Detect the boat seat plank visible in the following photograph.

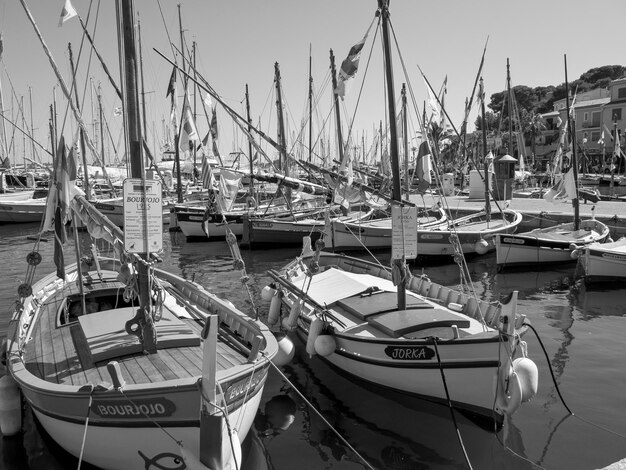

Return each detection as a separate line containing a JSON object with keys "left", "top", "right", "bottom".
{"left": 58, "top": 324, "right": 87, "bottom": 385}
{"left": 368, "top": 308, "right": 471, "bottom": 338}
{"left": 337, "top": 292, "right": 432, "bottom": 321}
{"left": 78, "top": 307, "right": 201, "bottom": 363}
{"left": 70, "top": 323, "right": 94, "bottom": 371}
{"left": 41, "top": 297, "right": 62, "bottom": 382}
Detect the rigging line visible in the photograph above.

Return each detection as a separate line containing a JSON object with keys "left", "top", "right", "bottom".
{"left": 263, "top": 356, "right": 376, "bottom": 470}
{"left": 59, "top": 0, "right": 96, "bottom": 136}
{"left": 431, "top": 338, "right": 474, "bottom": 470}
{"left": 524, "top": 321, "right": 626, "bottom": 441}
{"left": 0, "top": 113, "right": 52, "bottom": 157}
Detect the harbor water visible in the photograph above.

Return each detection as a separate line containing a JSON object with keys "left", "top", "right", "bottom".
{"left": 1, "top": 222, "right": 625, "bottom": 470}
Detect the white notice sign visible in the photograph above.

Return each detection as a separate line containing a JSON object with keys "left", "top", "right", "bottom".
{"left": 391, "top": 205, "right": 418, "bottom": 260}
{"left": 123, "top": 178, "right": 163, "bottom": 253}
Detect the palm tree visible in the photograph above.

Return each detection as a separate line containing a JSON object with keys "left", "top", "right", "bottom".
{"left": 521, "top": 110, "right": 546, "bottom": 170}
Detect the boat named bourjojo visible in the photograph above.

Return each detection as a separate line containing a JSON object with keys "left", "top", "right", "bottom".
{"left": 2, "top": 2, "right": 277, "bottom": 469}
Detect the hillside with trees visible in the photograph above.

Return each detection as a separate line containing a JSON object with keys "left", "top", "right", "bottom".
{"left": 474, "top": 65, "right": 626, "bottom": 132}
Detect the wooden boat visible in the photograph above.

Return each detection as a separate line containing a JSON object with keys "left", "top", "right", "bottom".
{"left": 267, "top": 251, "right": 535, "bottom": 419}
{"left": 497, "top": 60, "right": 610, "bottom": 270}
{"left": 5, "top": 206, "right": 277, "bottom": 468}
{"left": 0, "top": 194, "right": 48, "bottom": 223}
{"left": 3, "top": 3, "right": 278, "bottom": 468}
{"left": 174, "top": 194, "right": 327, "bottom": 241}
{"left": 495, "top": 219, "right": 610, "bottom": 269}
{"left": 576, "top": 237, "right": 626, "bottom": 282}
{"left": 330, "top": 205, "right": 447, "bottom": 251}
{"left": 413, "top": 209, "right": 522, "bottom": 257}
{"left": 265, "top": 0, "right": 537, "bottom": 422}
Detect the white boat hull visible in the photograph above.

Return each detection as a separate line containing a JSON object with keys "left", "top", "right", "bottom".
{"left": 495, "top": 219, "right": 610, "bottom": 268}
{"left": 579, "top": 238, "right": 626, "bottom": 282}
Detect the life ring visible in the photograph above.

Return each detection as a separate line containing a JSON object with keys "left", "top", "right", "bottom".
{"left": 246, "top": 196, "right": 257, "bottom": 210}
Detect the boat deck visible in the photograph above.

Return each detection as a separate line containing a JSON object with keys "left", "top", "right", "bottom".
{"left": 23, "top": 278, "right": 248, "bottom": 387}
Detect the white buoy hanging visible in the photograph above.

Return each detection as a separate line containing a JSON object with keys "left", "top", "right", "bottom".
{"left": 261, "top": 285, "right": 276, "bottom": 301}
{"left": 267, "top": 291, "right": 283, "bottom": 326}
{"left": 474, "top": 238, "right": 490, "bottom": 255}
{"left": 306, "top": 317, "right": 324, "bottom": 357}
{"left": 272, "top": 332, "right": 295, "bottom": 367}
{"left": 0, "top": 374, "right": 22, "bottom": 436}
{"left": 283, "top": 299, "right": 303, "bottom": 331}
{"left": 314, "top": 334, "right": 336, "bottom": 357}
{"left": 512, "top": 357, "right": 538, "bottom": 402}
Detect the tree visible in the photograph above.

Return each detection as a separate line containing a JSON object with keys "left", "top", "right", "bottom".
{"left": 520, "top": 110, "right": 546, "bottom": 167}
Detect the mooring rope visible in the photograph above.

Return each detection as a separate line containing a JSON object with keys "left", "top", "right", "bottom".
{"left": 264, "top": 355, "right": 375, "bottom": 470}
{"left": 431, "top": 338, "right": 473, "bottom": 470}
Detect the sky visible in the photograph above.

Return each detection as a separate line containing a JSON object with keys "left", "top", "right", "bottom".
{"left": 1, "top": 0, "right": 625, "bottom": 167}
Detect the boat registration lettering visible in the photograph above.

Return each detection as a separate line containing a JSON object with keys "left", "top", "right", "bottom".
{"left": 601, "top": 252, "right": 626, "bottom": 261}
{"left": 255, "top": 221, "right": 274, "bottom": 228}
{"left": 419, "top": 234, "right": 443, "bottom": 240}
{"left": 92, "top": 398, "right": 175, "bottom": 418}
{"left": 502, "top": 237, "right": 525, "bottom": 245}
{"left": 224, "top": 370, "right": 266, "bottom": 403}
{"left": 385, "top": 345, "right": 435, "bottom": 360}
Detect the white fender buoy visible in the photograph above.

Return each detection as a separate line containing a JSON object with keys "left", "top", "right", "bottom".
{"left": 513, "top": 357, "right": 538, "bottom": 403}
{"left": 495, "top": 367, "right": 523, "bottom": 417}
{"left": 261, "top": 285, "right": 276, "bottom": 301}
{"left": 570, "top": 248, "right": 580, "bottom": 260}
{"left": 474, "top": 238, "right": 490, "bottom": 255}
{"left": 284, "top": 299, "right": 302, "bottom": 330}
{"left": 314, "top": 335, "right": 336, "bottom": 357}
{"left": 0, "top": 374, "right": 22, "bottom": 436}
{"left": 306, "top": 318, "right": 324, "bottom": 358}
{"left": 272, "top": 333, "right": 295, "bottom": 367}
{"left": 267, "top": 292, "right": 282, "bottom": 326}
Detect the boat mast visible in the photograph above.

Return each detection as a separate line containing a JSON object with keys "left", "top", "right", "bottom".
{"left": 245, "top": 84, "right": 255, "bottom": 200}
{"left": 117, "top": 0, "right": 157, "bottom": 353}
{"left": 506, "top": 58, "right": 513, "bottom": 158}
{"left": 137, "top": 10, "right": 148, "bottom": 137}
{"left": 274, "top": 62, "right": 290, "bottom": 200}
{"left": 479, "top": 77, "right": 491, "bottom": 222}
{"left": 564, "top": 54, "right": 580, "bottom": 231}
{"left": 329, "top": 50, "right": 345, "bottom": 168}
{"left": 173, "top": 3, "right": 184, "bottom": 203}
{"left": 68, "top": 43, "right": 91, "bottom": 199}
{"left": 0, "top": 34, "right": 8, "bottom": 163}
{"left": 192, "top": 40, "right": 197, "bottom": 185}
{"left": 379, "top": 0, "right": 406, "bottom": 310}
{"left": 308, "top": 44, "right": 313, "bottom": 163}
{"left": 29, "top": 87, "right": 36, "bottom": 164}
{"left": 402, "top": 83, "right": 409, "bottom": 198}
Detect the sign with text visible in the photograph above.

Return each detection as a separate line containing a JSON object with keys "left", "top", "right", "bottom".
{"left": 123, "top": 178, "right": 163, "bottom": 253}
{"left": 391, "top": 205, "right": 418, "bottom": 260}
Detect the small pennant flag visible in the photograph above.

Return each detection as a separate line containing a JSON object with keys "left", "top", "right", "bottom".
{"left": 59, "top": 0, "right": 77, "bottom": 27}
{"left": 166, "top": 66, "right": 176, "bottom": 98}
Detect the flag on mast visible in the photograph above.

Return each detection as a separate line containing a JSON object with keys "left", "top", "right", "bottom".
{"left": 179, "top": 89, "right": 199, "bottom": 153}
{"left": 59, "top": 0, "right": 77, "bottom": 27}
{"left": 334, "top": 20, "right": 374, "bottom": 98}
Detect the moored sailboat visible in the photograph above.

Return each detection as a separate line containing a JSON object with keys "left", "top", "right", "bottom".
{"left": 3, "top": 2, "right": 278, "bottom": 468}
{"left": 265, "top": 0, "right": 537, "bottom": 422}
{"left": 495, "top": 56, "right": 610, "bottom": 270}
